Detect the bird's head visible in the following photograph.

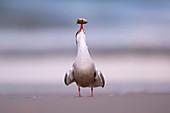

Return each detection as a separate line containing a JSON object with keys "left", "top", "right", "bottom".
{"left": 75, "top": 18, "right": 88, "bottom": 41}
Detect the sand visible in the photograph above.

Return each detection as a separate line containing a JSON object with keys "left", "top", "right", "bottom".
{"left": 1, "top": 93, "right": 170, "bottom": 113}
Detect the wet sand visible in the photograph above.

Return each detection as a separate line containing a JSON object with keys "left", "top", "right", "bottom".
{"left": 1, "top": 93, "right": 170, "bottom": 113}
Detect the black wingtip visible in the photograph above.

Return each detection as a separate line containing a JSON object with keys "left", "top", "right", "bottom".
{"left": 64, "top": 73, "right": 68, "bottom": 86}
{"left": 100, "top": 73, "right": 105, "bottom": 87}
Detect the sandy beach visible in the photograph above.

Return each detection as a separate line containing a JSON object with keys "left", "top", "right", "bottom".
{"left": 0, "top": 93, "right": 170, "bottom": 113}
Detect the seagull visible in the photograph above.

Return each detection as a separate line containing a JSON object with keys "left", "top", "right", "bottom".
{"left": 64, "top": 18, "right": 105, "bottom": 97}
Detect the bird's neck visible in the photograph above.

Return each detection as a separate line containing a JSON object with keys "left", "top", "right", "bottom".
{"left": 76, "top": 37, "right": 91, "bottom": 59}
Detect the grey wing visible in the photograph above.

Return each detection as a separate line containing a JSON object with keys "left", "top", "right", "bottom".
{"left": 93, "top": 69, "right": 105, "bottom": 87}
{"left": 64, "top": 67, "right": 75, "bottom": 85}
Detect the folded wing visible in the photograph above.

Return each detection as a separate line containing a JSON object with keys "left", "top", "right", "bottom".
{"left": 93, "top": 69, "right": 105, "bottom": 87}
{"left": 64, "top": 67, "right": 75, "bottom": 85}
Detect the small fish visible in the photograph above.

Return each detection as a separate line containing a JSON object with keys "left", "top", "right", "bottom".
{"left": 77, "top": 18, "right": 88, "bottom": 24}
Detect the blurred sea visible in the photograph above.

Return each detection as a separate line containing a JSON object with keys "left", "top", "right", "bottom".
{"left": 0, "top": 0, "right": 170, "bottom": 52}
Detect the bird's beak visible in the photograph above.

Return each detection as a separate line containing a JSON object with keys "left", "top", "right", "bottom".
{"left": 79, "top": 24, "right": 84, "bottom": 31}
{"left": 76, "top": 18, "right": 88, "bottom": 33}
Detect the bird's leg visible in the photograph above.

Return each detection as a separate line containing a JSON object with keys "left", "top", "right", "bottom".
{"left": 91, "top": 86, "right": 94, "bottom": 97}
{"left": 78, "top": 85, "right": 81, "bottom": 97}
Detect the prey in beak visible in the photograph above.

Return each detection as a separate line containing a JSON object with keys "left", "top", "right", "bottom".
{"left": 77, "top": 18, "right": 88, "bottom": 31}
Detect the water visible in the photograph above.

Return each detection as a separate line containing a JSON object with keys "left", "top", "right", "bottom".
{"left": 0, "top": 54, "right": 170, "bottom": 94}
{"left": 0, "top": 0, "right": 170, "bottom": 51}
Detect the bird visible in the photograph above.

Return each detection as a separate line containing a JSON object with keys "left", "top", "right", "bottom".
{"left": 64, "top": 18, "right": 105, "bottom": 97}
